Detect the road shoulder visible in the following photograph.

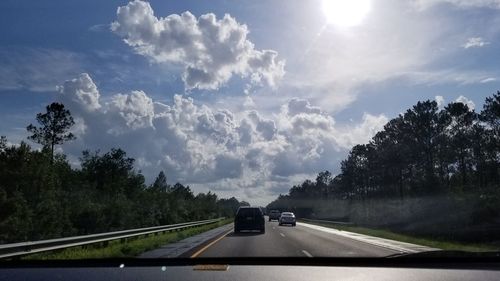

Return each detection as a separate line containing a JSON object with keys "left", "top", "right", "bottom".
{"left": 298, "top": 222, "right": 438, "bottom": 254}
{"left": 139, "top": 223, "right": 233, "bottom": 258}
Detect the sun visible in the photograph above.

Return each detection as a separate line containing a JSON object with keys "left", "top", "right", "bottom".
{"left": 322, "top": 0, "right": 371, "bottom": 27}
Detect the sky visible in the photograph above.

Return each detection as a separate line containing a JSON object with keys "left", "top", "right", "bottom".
{"left": 1, "top": 0, "right": 499, "bottom": 205}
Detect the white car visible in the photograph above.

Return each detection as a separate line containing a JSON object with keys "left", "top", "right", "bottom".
{"left": 278, "top": 212, "right": 296, "bottom": 226}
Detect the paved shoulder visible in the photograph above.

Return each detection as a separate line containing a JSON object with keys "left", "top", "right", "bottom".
{"left": 298, "top": 222, "right": 438, "bottom": 253}
{"left": 138, "top": 223, "right": 233, "bottom": 258}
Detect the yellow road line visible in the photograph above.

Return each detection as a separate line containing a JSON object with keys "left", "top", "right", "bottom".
{"left": 190, "top": 229, "right": 232, "bottom": 258}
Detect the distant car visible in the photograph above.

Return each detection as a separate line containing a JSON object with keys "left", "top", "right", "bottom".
{"left": 234, "top": 206, "right": 265, "bottom": 233}
{"left": 268, "top": 210, "right": 281, "bottom": 221}
{"left": 278, "top": 212, "right": 296, "bottom": 226}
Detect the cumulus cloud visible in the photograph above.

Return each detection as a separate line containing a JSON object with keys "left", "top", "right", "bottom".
{"left": 58, "top": 73, "right": 101, "bottom": 112}
{"left": 59, "top": 73, "right": 387, "bottom": 204}
{"left": 108, "top": 90, "right": 154, "bottom": 133}
{"left": 435, "top": 95, "right": 445, "bottom": 107}
{"left": 455, "top": 95, "right": 475, "bottom": 109}
{"left": 462, "top": 37, "right": 490, "bottom": 49}
{"left": 285, "top": 98, "right": 322, "bottom": 116}
{"left": 111, "top": 0, "right": 285, "bottom": 90}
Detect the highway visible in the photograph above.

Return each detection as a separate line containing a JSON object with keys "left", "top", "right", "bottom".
{"left": 192, "top": 219, "right": 398, "bottom": 258}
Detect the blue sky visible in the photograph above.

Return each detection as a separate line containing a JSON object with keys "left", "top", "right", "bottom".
{"left": 1, "top": 0, "right": 499, "bottom": 204}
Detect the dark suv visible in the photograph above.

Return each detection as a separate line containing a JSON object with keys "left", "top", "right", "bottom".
{"left": 268, "top": 209, "right": 281, "bottom": 221}
{"left": 234, "top": 206, "right": 265, "bottom": 234}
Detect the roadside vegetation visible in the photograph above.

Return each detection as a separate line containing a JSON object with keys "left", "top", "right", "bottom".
{"left": 269, "top": 92, "right": 500, "bottom": 247}
{"left": 0, "top": 103, "right": 247, "bottom": 244}
{"left": 23, "top": 218, "right": 233, "bottom": 259}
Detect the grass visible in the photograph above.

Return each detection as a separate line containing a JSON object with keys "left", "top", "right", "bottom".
{"left": 299, "top": 220, "right": 499, "bottom": 252}
{"left": 22, "top": 218, "right": 233, "bottom": 260}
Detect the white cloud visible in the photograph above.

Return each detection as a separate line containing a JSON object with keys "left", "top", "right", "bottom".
{"left": 403, "top": 69, "right": 498, "bottom": 85}
{"left": 88, "top": 24, "right": 109, "bottom": 32}
{"left": 285, "top": 98, "right": 322, "bottom": 116}
{"left": 58, "top": 73, "right": 101, "bottom": 112}
{"left": 111, "top": 0, "right": 285, "bottom": 90}
{"left": 58, "top": 73, "right": 387, "bottom": 204}
{"left": 462, "top": 37, "right": 490, "bottom": 48}
{"left": 480, "top": 77, "right": 497, "bottom": 83}
{"left": 335, "top": 113, "right": 389, "bottom": 149}
{"left": 243, "top": 96, "right": 255, "bottom": 108}
{"left": 455, "top": 95, "right": 475, "bottom": 109}
{"left": 107, "top": 90, "right": 154, "bottom": 133}
{"left": 414, "top": 0, "right": 500, "bottom": 10}
{"left": 435, "top": 95, "right": 445, "bottom": 107}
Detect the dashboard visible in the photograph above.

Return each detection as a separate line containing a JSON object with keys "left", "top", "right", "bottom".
{"left": 1, "top": 258, "right": 499, "bottom": 281}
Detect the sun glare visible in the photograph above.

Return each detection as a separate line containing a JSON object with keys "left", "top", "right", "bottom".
{"left": 322, "top": 0, "right": 371, "bottom": 27}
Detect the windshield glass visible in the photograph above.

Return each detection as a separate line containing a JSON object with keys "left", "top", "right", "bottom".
{"left": 0, "top": 0, "right": 499, "bottom": 261}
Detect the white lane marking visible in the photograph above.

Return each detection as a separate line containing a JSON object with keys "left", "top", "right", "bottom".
{"left": 280, "top": 233, "right": 285, "bottom": 237}
{"left": 302, "top": 250, "right": 313, "bottom": 258}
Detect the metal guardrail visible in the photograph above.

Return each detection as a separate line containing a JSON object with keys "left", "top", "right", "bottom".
{"left": 300, "top": 218, "right": 354, "bottom": 225}
{"left": 0, "top": 218, "right": 224, "bottom": 259}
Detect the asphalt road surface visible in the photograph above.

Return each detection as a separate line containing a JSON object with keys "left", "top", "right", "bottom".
{"left": 195, "top": 218, "right": 398, "bottom": 258}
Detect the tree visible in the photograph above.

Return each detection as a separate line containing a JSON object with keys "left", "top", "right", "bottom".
{"left": 480, "top": 91, "right": 500, "bottom": 135}
{"left": 444, "top": 102, "right": 476, "bottom": 187}
{"left": 479, "top": 92, "right": 500, "bottom": 185}
{"left": 316, "top": 170, "right": 333, "bottom": 198}
{"left": 401, "top": 100, "right": 449, "bottom": 193}
{"left": 27, "top": 103, "right": 75, "bottom": 163}
{"left": 152, "top": 171, "right": 169, "bottom": 192}
{"left": 217, "top": 197, "right": 241, "bottom": 217}
{"left": 239, "top": 201, "right": 251, "bottom": 206}
{"left": 0, "top": 136, "right": 6, "bottom": 152}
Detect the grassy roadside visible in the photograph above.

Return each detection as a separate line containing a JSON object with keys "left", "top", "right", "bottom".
{"left": 22, "top": 218, "right": 233, "bottom": 260}
{"left": 299, "top": 219, "right": 498, "bottom": 252}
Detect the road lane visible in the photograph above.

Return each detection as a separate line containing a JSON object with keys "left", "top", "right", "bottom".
{"left": 196, "top": 219, "right": 397, "bottom": 257}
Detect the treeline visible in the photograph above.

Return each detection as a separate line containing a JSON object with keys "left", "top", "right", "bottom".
{"left": 0, "top": 104, "right": 246, "bottom": 244}
{"left": 268, "top": 92, "right": 499, "bottom": 242}
{"left": 0, "top": 142, "right": 244, "bottom": 243}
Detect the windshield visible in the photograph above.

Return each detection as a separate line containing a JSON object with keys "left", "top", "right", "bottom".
{"left": 0, "top": 0, "right": 499, "bottom": 261}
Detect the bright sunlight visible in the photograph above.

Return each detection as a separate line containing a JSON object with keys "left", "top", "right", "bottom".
{"left": 322, "top": 0, "right": 371, "bottom": 27}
